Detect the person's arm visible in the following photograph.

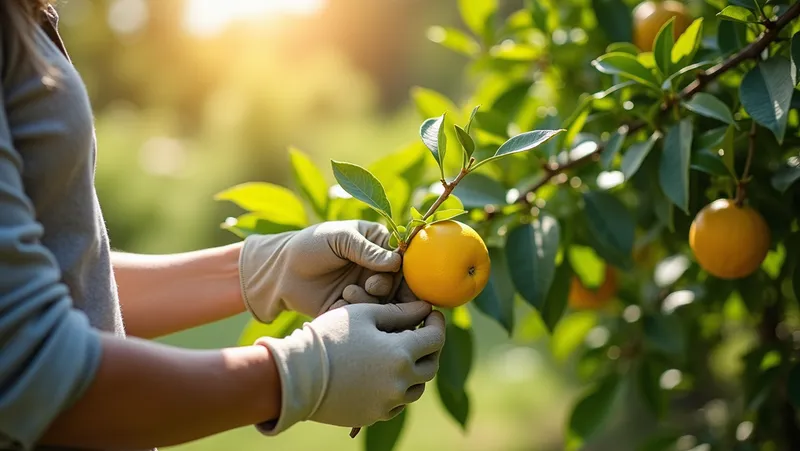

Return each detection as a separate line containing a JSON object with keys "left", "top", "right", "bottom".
{"left": 111, "top": 244, "right": 246, "bottom": 339}
{"left": 40, "top": 335, "right": 281, "bottom": 450}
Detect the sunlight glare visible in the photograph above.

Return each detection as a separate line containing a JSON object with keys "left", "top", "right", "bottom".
{"left": 184, "top": 0, "right": 325, "bottom": 36}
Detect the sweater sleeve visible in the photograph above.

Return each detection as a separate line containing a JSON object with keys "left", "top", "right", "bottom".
{"left": 0, "top": 68, "right": 103, "bottom": 451}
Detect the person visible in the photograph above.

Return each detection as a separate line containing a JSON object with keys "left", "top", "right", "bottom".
{"left": 0, "top": 2, "right": 447, "bottom": 450}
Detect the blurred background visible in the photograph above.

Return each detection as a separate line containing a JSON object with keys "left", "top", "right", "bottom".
{"left": 55, "top": 1, "right": 648, "bottom": 449}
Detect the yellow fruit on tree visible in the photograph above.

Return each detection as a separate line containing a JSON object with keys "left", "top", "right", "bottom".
{"left": 633, "top": 0, "right": 692, "bottom": 52}
{"left": 568, "top": 265, "right": 618, "bottom": 310}
{"left": 402, "top": 220, "right": 490, "bottom": 308}
{"left": 689, "top": 199, "right": 771, "bottom": 280}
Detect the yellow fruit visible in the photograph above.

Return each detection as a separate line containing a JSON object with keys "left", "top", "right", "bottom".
{"left": 633, "top": 0, "right": 692, "bottom": 52}
{"left": 402, "top": 220, "right": 490, "bottom": 308}
{"left": 568, "top": 265, "right": 618, "bottom": 310}
{"left": 689, "top": 199, "right": 771, "bottom": 280}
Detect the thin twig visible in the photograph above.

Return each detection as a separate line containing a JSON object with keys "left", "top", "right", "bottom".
{"left": 735, "top": 121, "right": 757, "bottom": 206}
{"left": 511, "top": 1, "right": 800, "bottom": 205}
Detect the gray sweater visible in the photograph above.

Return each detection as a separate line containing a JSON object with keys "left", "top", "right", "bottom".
{"left": 0, "top": 7, "right": 131, "bottom": 451}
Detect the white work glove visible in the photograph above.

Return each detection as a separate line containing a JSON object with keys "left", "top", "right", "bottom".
{"left": 239, "top": 220, "right": 419, "bottom": 323}
{"left": 254, "top": 301, "right": 445, "bottom": 434}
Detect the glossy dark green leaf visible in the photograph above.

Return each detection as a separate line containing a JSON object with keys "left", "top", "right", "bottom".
{"left": 661, "top": 60, "right": 715, "bottom": 90}
{"left": 454, "top": 125, "right": 476, "bottom": 162}
{"left": 600, "top": 128, "right": 628, "bottom": 169}
{"left": 691, "top": 149, "right": 733, "bottom": 177}
{"left": 622, "top": 132, "right": 660, "bottom": 180}
{"left": 592, "top": 0, "right": 633, "bottom": 43}
{"left": 682, "top": 93, "right": 738, "bottom": 128}
{"left": 717, "top": 20, "right": 748, "bottom": 55}
{"left": 541, "top": 257, "right": 573, "bottom": 332}
{"left": 638, "top": 359, "right": 666, "bottom": 419}
{"left": 491, "top": 82, "right": 532, "bottom": 119}
{"left": 473, "top": 129, "right": 565, "bottom": 169}
{"left": 436, "top": 324, "right": 473, "bottom": 428}
{"left": 473, "top": 247, "right": 516, "bottom": 334}
{"left": 717, "top": 5, "right": 759, "bottom": 23}
{"left": 653, "top": 18, "right": 676, "bottom": 76}
{"left": 740, "top": 57, "right": 795, "bottom": 144}
{"left": 606, "top": 42, "right": 639, "bottom": 55}
{"left": 365, "top": 409, "right": 407, "bottom": 451}
{"left": 427, "top": 26, "right": 481, "bottom": 56}
{"left": 591, "top": 52, "right": 661, "bottom": 90}
{"left": 331, "top": 161, "right": 393, "bottom": 220}
{"left": 729, "top": 0, "right": 759, "bottom": 10}
{"left": 773, "top": 163, "right": 800, "bottom": 193}
{"left": 214, "top": 182, "right": 308, "bottom": 227}
{"left": 505, "top": 214, "right": 561, "bottom": 310}
{"left": 420, "top": 114, "right": 448, "bottom": 177}
{"left": 792, "top": 32, "right": 800, "bottom": 82}
{"left": 658, "top": 119, "right": 693, "bottom": 213}
{"left": 288, "top": 147, "right": 329, "bottom": 220}
{"left": 694, "top": 126, "right": 728, "bottom": 150}
{"left": 451, "top": 173, "right": 507, "bottom": 208}
{"left": 569, "top": 374, "right": 620, "bottom": 440}
{"left": 583, "top": 191, "right": 635, "bottom": 266}
{"left": 473, "top": 110, "right": 509, "bottom": 137}
{"left": 643, "top": 313, "right": 686, "bottom": 358}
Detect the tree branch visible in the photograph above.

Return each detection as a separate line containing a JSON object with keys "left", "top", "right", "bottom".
{"left": 512, "top": 2, "right": 800, "bottom": 205}
{"left": 400, "top": 167, "right": 469, "bottom": 252}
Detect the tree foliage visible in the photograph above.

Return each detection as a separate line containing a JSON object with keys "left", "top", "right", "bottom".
{"left": 216, "top": 0, "right": 800, "bottom": 449}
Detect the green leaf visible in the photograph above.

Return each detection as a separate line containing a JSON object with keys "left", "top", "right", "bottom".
{"left": 458, "top": 0, "right": 497, "bottom": 43}
{"left": 691, "top": 149, "right": 733, "bottom": 177}
{"left": 491, "top": 82, "right": 531, "bottom": 119}
{"left": 717, "top": 5, "right": 759, "bottom": 23}
{"left": 411, "top": 206, "right": 423, "bottom": 220}
{"left": 718, "top": 20, "right": 748, "bottom": 55}
{"left": 238, "top": 312, "right": 308, "bottom": 346}
{"left": 287, "top": 147, "right": 329, "bottom": 220}
{"left": 431, "top": 209, "right": 468, "bottom": 222}
{"left": 452, "top": 173, "right": 507, "bottom": 208}
{"left": 436, "top": 323, "right": 473, "bottom": 428}
{"left": 694, "top": 126, "right": 728, "bottom": 151}
{"left": 465, "top": 105, "right": 480, "bottom": 134}
{"left": 473, "top": 110, "right": 509, "bottom": 138}
{"left": 455, "top": 124, "right": 476, "bottom": 166}
{"left": 788, "top": 363, "right": 800, "bottom": 408}
{"left": 473, "top": 247, "right": 516, "bottom": 335}
{"left": 671, "top": 19, "right": 704, "bottom": 67}
{"left": 365, "top": 408, "right": 407, "bottom": 451}
{"left": 772, "top": 163, "right": 800, "bottom": 192}
{"left": 569, "top": 246, "right": 606, "bottom": 289}
{"left": 638, "top": 359, "right": 666, "bottom": 419}
{"left": 383, "top": 175, "right": 412, "bottom": 223}
{"left": 740, "top": 57, "right": 795, "bottom": 144}
{"left": 411, "top": 87, "right": 459, "bottom": 119}
{"left": 729, "top": 0, "right": 759, "bottom": 10}
{"left": 682, "top": 93, "right": 738, "bottom": 128}
{"left": 791, "top": 32, "right": 800, "bottom": 82}
{"left": 505, "top": 213, "right": 561, "bottom": 310}
{"left": 661, "top": 60, "right": 715, "bottom": 90}
{"left": 541, "top": 257, "right": 573, "bottom": 333}
{"left": 583, "top": 190, "right": 635, "bottom": 267}
{"left": 330, "top": 161, "right": 393, "bottom": 221}
{"left": 214, "top": 182, "right": 307, "bottom": 227}
{"left": 600, "top": 128, "right": 628, "bottom": 169}
{"left": 591, "top": 52, "right": 661, "bottom": 91}
{"left": 420, "top": 114, "right": 448, "bottom": 178}
{"left": 653, "top": 18, "right": 676, "bottom": 77}
{"left": 621, "top": 132, "right": 660, "bottom": 180}
{"left": 551, "top": 311, "right": 598, "bottom": 361}
{"left": 606, "top": 42, "right": 640, "bottom": 55}
{"left": 419, "top": 193, "right": 465, "bottom": 213}
{"left": 658, "top": 119, "right": 693, "bottom": 213}
{"left": 643, "top": 313, "right": 686, "bottom": 358}
{"left": 569, "top": 374, "right": 620, "bottom": 440}
{"left": 221, "top": 213, "right": 303, "bottom": 238}
{"left": 592, "top": 80, "right": 638, "bottom": 100}
{"left": 592, "top": 0, "right": 633, "bottom": 43}
{"left": 472, "top": 129, "right": 565, "bottom": 169}
{"left": 489, "top": 42, "right": 542, "bottom": 61}
{"left": 427, "top": 26, "right": 481, "bottom": 56}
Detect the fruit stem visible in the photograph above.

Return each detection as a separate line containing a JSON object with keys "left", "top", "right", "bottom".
{"left": 735, "top": 122, "right": 757, "bottom": 207}
{"left": 401, "top": 167, "right": 470, "bottom": 253}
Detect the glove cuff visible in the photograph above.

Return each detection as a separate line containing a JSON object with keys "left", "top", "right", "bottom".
{"left": 239, "top": 232, "right": 294, "bottom": 323}
{"left": 252, "top": 324, "right": 330, "bottom": 436}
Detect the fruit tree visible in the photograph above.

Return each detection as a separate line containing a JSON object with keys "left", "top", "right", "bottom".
{"left": 214, "top": 0, "right": 800, "bottom": 449}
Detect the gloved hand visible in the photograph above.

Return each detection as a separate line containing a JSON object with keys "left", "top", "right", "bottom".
{"left": 254, "top": 301, "right": 446, "bottom": 434}
{"left": 239, "top": 220, "right": 418, "bottom": 323}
